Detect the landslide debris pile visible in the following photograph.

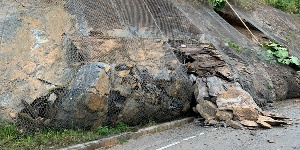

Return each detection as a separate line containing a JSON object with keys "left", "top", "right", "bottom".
{"left": 193, "top": 87, "right": 291, "bottom": 129}
{"left": 170, "top": 40, "right": 292, "bottom": 130}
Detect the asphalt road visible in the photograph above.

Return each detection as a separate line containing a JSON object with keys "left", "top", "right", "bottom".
{"left": 108, "top": 99, "right": 300, "bottom": 150}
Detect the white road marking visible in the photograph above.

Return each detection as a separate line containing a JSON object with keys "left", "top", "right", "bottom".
{"left": 182, "top": 135, "right": 196, "bottom": 141}
{"left": 155, "top": 132, "right": 207, "bottom": 150}
{"left": 156, "top": 142, "right": 180, "bottom": 150}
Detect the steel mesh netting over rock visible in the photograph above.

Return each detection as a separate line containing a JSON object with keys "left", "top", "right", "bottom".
{"left": 0, "top": 0, "right": 300, "bottom": 133}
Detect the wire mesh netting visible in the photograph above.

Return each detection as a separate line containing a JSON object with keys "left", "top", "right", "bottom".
{"left": 0, "top": 0, "right": 210, "bottom": 132}
{"left": 1, "top": 0, "right": 300, "bottom": 133}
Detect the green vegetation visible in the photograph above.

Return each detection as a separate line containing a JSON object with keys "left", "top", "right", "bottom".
{"left": 207, "top": 0, "right": 300, "bottom": 68}
{"left": 96, "top": 122, "right": 130, "bottom": 135}
{"left": 206, "top": 0, "right": 300, "bottom": 14}
{"left": 207, "top": 0, "right": 226, "bottom": 11}
{"left": 0, "top": 123, "right": 130, "bottom": 150}
{"left": 263, "top": 42, "right": 299, "bottom": 66}
{"left": 226, "top": 41, "right": 242, "bottom": 52}
{"left": 265, "top": 0, "right": 300, "bottom": 14}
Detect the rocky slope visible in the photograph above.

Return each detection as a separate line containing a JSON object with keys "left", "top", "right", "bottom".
{"left": 0, "top": 0, "right": 299, "bottom": 131}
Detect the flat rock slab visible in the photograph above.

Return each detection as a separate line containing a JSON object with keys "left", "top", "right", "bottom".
{"left": 216, "top": 87, "right": 261, "bottom": 111}
{"left": 262, "top": 111, "right": 289, "bottom": 120}
{"left": 232, "top": 107, "right": 259, "bottom": 121}
{"left": 240, "top": 120, "right": 259, "bottom": 127}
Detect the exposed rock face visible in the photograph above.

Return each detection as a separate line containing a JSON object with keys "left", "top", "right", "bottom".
{"left": 0, "top": 1, "right": 74, "bottom": 122}
{"left": 52, "top": 62, "right": 193, "bottom": 129}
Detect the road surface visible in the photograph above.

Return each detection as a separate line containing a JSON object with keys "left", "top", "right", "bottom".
{"left": 108, "top": 99, "right": 300, "bottom": 150}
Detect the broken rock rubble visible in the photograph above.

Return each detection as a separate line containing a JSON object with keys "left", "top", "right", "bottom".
{"left": 194, "top": 87, "right": 291, "bottom": 129}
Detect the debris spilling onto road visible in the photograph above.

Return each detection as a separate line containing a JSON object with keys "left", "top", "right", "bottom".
{"left": 193, "top": 87, "right": 291, "bottom": 129}
{"left": 174, "top": 42, "right": 292, "bottom": 130}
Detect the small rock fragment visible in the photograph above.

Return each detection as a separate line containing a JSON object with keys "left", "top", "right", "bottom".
{"left": 257, "top": 115, "right": 275, "bottom": 122}
{"left": 36, "top": 117, "right": 44, "bottom": 121}
{"left": 9, "top": 113, "right": 16, "bottom": 118}
{"left": 247, "top": 127, "right": 257, "bottom": 130}
{"left": 181, "top": 44, "right": 187, "bottom": 48}
{"left": 216, "top": 66, "right": 233, "bottom": 81}
{"left": 105, "top": 65, "right": 110, "bottom": 73}
{"left": 207, "top": 120, "right": 218, "bottom": 126}
{"left": 48, "top": 93, "right": 57, "bottom": 104}
{"left": 240, "top": 120, "right": 259, "bottom": 127}
{"left": 262, "top": 111, "right": 289, "bottom": 120}
{"left": 268, "top": 140, "right": 274, "bottom": 143}
{"left": 257, "top": 120, "right": 272, "bottom": 129}
{"left": 250, "top": 131, "right": 256, "bottom": 136}
{"left": 226, "top": 120, "right": 244, "bottom": 129}
{"left": 264, "top": 120, "right": 287, "bottom": 126}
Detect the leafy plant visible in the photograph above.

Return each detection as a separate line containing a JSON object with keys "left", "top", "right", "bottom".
{"left": 114, "top": 123, "right": 130, "bottom": 133}
{"left": 263, "top": 42, "right": 299, "bottom": 66}
{"left": 96, "top": 126, "right": 110, "bottom": 135}
{"left": 265, "top": 0, "right": 300, "bottom": 14}
{"left": 207, "top": 0, "right": 226, "bottom": 11}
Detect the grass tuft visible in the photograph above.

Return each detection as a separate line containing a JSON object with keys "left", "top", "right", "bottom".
{"left": 0, "top": 122, "right": 130, "bottom": 150}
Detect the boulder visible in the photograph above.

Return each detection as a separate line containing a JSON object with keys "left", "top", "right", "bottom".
{"left": 52, "top": 63, "right": 193, "bottom": 128}
{"left": 216, "top": 87, "right": 261, "bottom": 121}
{"left": 52, "top": 62, "right": 110, "bottom": 129}
{"left": 194, "top": 78, "right": 209, "bottom": 103}
{"left": 216, "top": 87, "right": 261, "bottom": 111}
{"left": 196, "top": 100, "right": 218, "bottom": 121}
{"left": 232, "top": 107, "right": 259, "bottom": 121}
{"left": 206, "top": 76, "right": 227, "bottom": 97}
